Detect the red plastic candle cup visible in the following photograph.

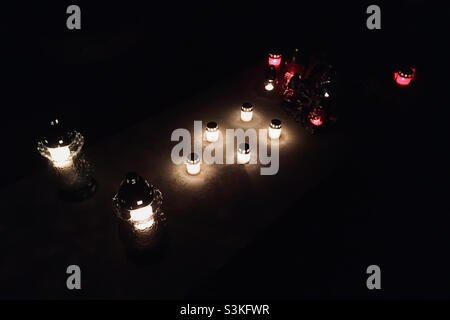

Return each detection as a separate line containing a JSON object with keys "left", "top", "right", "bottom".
{"left": 308, "top": 107, "right": 325, "bottom": 127}
{"left": 268, "top": 53, "right": 282, "bottom": 68}
{"left": 394, "top": 67, "right": 415, "bottom": 86}
{"left": 310, "top": 117, "right": 323, "bottom": 126}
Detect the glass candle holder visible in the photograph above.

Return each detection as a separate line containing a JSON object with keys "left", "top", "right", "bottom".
{"left": 237, "top": 143, "right": 251, "bottom": 164}
{"left": 264, "top": 81, "right": 275, "bottom": 91}
{"left": 268, "top": 53, "right": 282, "bottom": 68}
{"left": 205, "top": 121, "right": 219, "bottom": 142}
{"left": 113, "top": 172, "right": 164, "bottom": 233}
{"left": 37, "top": 118, "right": 96, "bottom": 201}
{"left": 241, "top": 103, "right": 253, "bottom": 122}
{"left": 37, "top": 119, "right": 84, "bottom": 169}
{"left": 113, "top": 172, "right": 165, "bottom": 255}
{"left": 269, "top": 119, "right": 282, "bottom": 139}
{"left": 264, "top": 65, "right": 277, "bottom": 91}
{"left": 186, "top": 152, "right": 201, "bottom": 175}
{"left": 308, "top": 107, "right": 325, "bottom": 127}
{"left": 394, "top": 66, "right": 415, "bottom": 86}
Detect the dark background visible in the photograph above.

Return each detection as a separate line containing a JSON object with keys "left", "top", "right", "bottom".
{"left": 2, "top": 1, "right": 442, "bottom": 299}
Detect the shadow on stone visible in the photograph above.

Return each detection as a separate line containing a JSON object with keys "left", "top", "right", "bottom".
{"left": 119, "top": 222, "right": 170, "bottom": 265}
{"left": 58, "top": 177, "right": 98, "bottom": 202}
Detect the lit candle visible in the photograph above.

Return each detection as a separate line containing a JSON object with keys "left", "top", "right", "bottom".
{"left": 269, "top": 119, "right": 282, "bottom": 139}
{"left": 394, "top": 67, "right": 415, "bottom": 86}
{"left": 129, "top": 204, "right": 154, "bottom": 231}
{"left": 308, "top": 107, "right": 325, "bottom": 127}
{"left": 241, "top": 103, "right": 253, "bottom": 122}
{"left": 264, "top": 81, "right": 274, "bottom": 91}
{"left": 112, "top": 172, "right": 163, "bottom": 233}
{"left": 37, "top": 119, "right": 84, "bottom": 169}
{"left": 268, "top": 53, "right": 282, "bottom": 68}
{"left": 186, "top": 152, "right": 201, "bottom": 175}
{"left": 48, "top": 144, "right": 72, "bottom": 168}
{"left": 310, "top": 117, "right": 323, "bottom": 126}
{"left": 237, "top": 143, "right": 251, "bottom": 164}
{"left": 205, "top": 121, "right": 219, "bottom": 142}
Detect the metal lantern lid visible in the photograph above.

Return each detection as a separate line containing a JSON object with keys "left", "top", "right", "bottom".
{"left": 186, "top": 152, "right": 200, "bottom": 165}
{"left": 241, "top": 103, "right": 253, "bottom": 112}
{"left": 42, "top": 119, "right": 73, "bottom": 148}
{"left": 206, "top": 121, "right": 218, "bottom": 131}
{"left": 116, "top": 172, "right": 154, "bottom": 212}
{"left": 398, "top": 66, "right": 414, "bottom": 78}
{"left": 270, "top": 119, "right": 282, "bottom": 129}
{"left": 238, "top": 143, "right": 251, "bottom": 154}
{"left": 269, "top": 52, "right": 281, "bottom": 58}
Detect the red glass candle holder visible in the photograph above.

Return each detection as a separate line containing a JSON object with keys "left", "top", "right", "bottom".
{"left": 268, "top": 53, "right": 282, "bottom": 68}
{"left": 394, "top": 67, "right": 415, "bottom": 86}
{"left": 308, "top": 107, "right": 325, "bottom": 127}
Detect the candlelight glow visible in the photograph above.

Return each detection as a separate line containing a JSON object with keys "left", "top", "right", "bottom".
{"left": 241, "top": 103, "right": 253, "bottom": 122}
{"left": 308, "top": 107, "right": 325, "bottom": 127}
{"left": 394, "top": 67, "right": 415, "bottom": 86}
{"left": 241, "top": 110, "right": 253, "bottom": 122}
{"left": 206, "top": 122, "right": 219, "bottom": 142}
{"left": 48, "top": 146, "right": 72, "bottom": 168}
{"left": 187, "top": 162, "right": 201, "bottom": 175}
{"left": 269, "top": 119, "right": 282, "bottom": 139}
{"left": 264, "top": 82, "right": 274, "bottom": 91}
{"left": 206, "top": 130, "right": 219, "bottom": 142}
{"left": 186, "top": 152, "right": 201, "bottom": 175}
{"left": 238, "top": 143, "right": 251, "bottom": 164}
{"left": 37, "top": 119, "right": 84, "bottom": 169}
{"left": 112, "top": 172, "right": 164, "bottom": 235}
{"left": 310, "top": 117, "right": 323, "bottom": 126}
{"left": 268, "top": 53, "right": 281, "bottom": 68}
{"left": 129, "top": 205, "right": 155, "bottom": 231}
{"left": 394, "top": 72, "right": 411, "bottom": 86}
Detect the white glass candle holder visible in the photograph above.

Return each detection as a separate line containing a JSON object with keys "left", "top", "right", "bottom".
{"left": 269, "top": 119, "right": 282, "bottom": 139}
{"left": 186, "top": 152, "right": 201, "bottom": 175}
{"left": 205, "top": 121, "right": 219, "bottom": 142}
{"left": 241, "top": 103, "right": 253, "bottom": 122}
{"left": 308, "top": 106, "right": 325, "bottom": 127}
{"left": 237, "top": 143, "right": 251, "bottom": 164}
